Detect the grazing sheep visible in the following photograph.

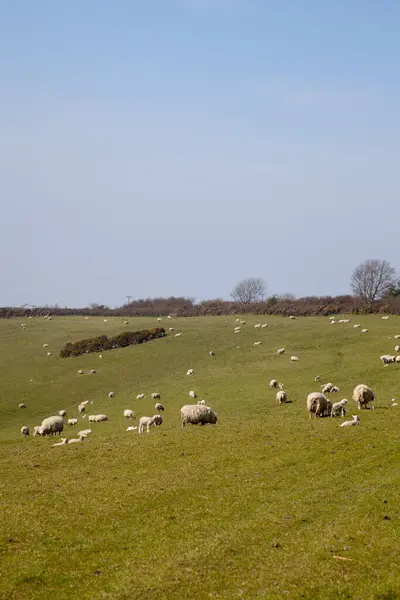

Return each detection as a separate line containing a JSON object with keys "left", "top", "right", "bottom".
{"left": 395, "top": 335, "right": 400, "bottom": 339}
{"left": 124, "top": 320, "right": 129, "bottom": 325}
{"left": 124, "top": 409, "right": 136, "bottom": 420}
{"left": 52, "top": 438, "right": 69, "bottom": 447}
{"left": 88, "top": 414, "right": 109, "bottom": 423}
{"left": 269, "top": 379, "right": 278, "bottom": 389}
{"left": 68, "top": 418, "right": 78, "bottom": 426}
{"left": 307, "top": 392, "right": 329, "bottom": 418}
{"left": 254, "top": 341, "right": 261, "bottom": 346}
{"left": 33, "top": 426, "right": 42, "bottom": 437}
{"left": 21, "top": 426, "right": 29, "bottom": 436}
{"left": 254, "top": 324, "right": 261, "bottom": 328}
{"left": 261, "top": 323, "right": 268, "bottom": 328}
{"left": 209, "top": 351, "right": 215, "bottom": 356}
{"left": 240, "top": 320, "right": 246, "bottom": 325}
{"left": 396, "top": 356, "right": 400, "bottom": 364}
{"left": 19, "top": 403, "right": 26, "bottom": 409}
{"left": 108, "top": 392, "right": 115, "bottom": 399}
{"left": 330, "top": 320, "right": 336, "bottom": 324}
{"left": 381, "top": 355, "right": 395, "bottom": 365}
{"left": 361, "top": 329, "right": 368, "bottom": 333}
{"left": 352, "top": 384, "right": 375, "bottom": 410}
{"left": 59, "top": 410, "right": 67, "bottom": 417}
{"left": 126, "top": 426, "right": 138, "bottom": 431}
{"left": 78, "top": 403, "right": 87, "bottom": 413}
{"left": 189, "top": 391, "right": 197, "bottom": 399}
{"left": 157, "top": 318, "right": 162, "bottom": 321}
{"left": 278, "top": 382, "right": 285, "bottom": 390}
{"left": 89, "top": 369, "right": 96, "bottom": 375}
{"left": 187, "top": 369, "right": 194, "bottom": 376}
{"left": 276, "top": 390, "right": 287, "bottom": 404}
{"left": 197, "top": 399, "right": 206, "bottom": 405}
{"left": 330, "top": 386, "right": 340, "bottom": 393}
{"left": 43, "top": 344, "right": 49, "bottom": 348}
{"left": 167, "top": 315, "right": 172, "bottom": 319}
{"left": 340, "top": 415, "right": 360, "bottom": 427}
{"left": 151, "top": 393, "right": 161, "bottom": 400}
{"left": 315, "top": 375, "right": 320, "bottom": 382}
{"left": 38, "top": 416, "right": 64, "bottom": 436}
{"left": 68, "top": 433, "right": 87, "bottom": 444}
{"left": 353, "top": 324, "right": 361, "bottom": 328}
{"left": 289, "top": 315, "right": 296, "bottom": 320}
{"left": 77, "top": 370, "right": 84, "bottom": 375}
{"left": 382, "top": 316, "right": 389, "bottom": 320}
{"left": 180, "top": 405, "right": 217, "bottom": 427}
{"left": 321, "top": 383, "right": 340, "bottom": 394}
{"left": 395, "top": 346, "right": 400, "bottom": 352}
{"left": 277, "top": 348, "right": 285, "bottom": 355}
{"left": 291, "top": 356, "right": 299, "bottom": 362}
{"left": 169, "top": 327, "right": 175, "bottom": 331}
{"left": 78, "top": 429, "right": 92, "bottom": 436}
{"left": 99, "top": 354, "right": 103, "bottom": 359}
{"left": 138, "top": 414, "right": 163, "bottom": 433}
{"left": 47, "top": 352, "right": 52, "bottom": 357}
{"left": 136, "top": 393, "right": 145, "bottom": 400}
{"left": 331, "top": 399, "right": 348, "bottom": 417}
{"left": 155, "top": 403, "right": 164, "bottom": 412}
{"left": 104, "top": 319, "right": 108, "bottom": 323}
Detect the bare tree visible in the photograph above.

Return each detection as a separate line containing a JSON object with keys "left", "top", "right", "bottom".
{"left": 351, "top": 259, "right": 396, "bottom": 304}
{"left": 231, "top": 278, "right": 267, "bottom": 306}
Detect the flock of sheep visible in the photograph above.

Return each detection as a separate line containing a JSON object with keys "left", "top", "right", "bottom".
{"left": 17, "top": 313, "right": 397, "bottom": 445}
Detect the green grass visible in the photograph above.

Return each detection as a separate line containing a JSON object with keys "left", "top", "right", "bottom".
{"left": 1, "top": 314, "right": 400, "bottom": 600}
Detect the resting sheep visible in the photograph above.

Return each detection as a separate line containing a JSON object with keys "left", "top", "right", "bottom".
{"left": 290, "top": 356, "right": 299, "bottom": 362}
{"left": 88, "top": 414, "right": 109, "bottom": 423}
{"left": 21, "top": 426, "right": 29, "bottom": 436}
{"left": 78, "top": 429, "right": 92, "bottom": 436}
{"left": 138, "top": 414, "right": 163, "bottom": 433}
{"left": 89, "top": 369, "right": 96, "bottom": 375}
{"left": 307, "top": 392, "right": 329, "bottom": 418}
{"left": 180, "top": 404, "right": 217, "bottom": 427}
{"left": 189, "top": 391, "right": 197, "bottom": 399}
{"left": 68, "top": 418, "right": 78, "bottom": 426}
{"left": 77, "top": 370, "right": 84, "bottom": 375}
{"left": 340, "top": 415, "right": 360, "bottom": 427}
{"left": 321, "top": 383, "right": 340, "bottom": 394}
{"left": 254, "top": 341, "right": 261, "bottom": 346}
{"left": 352, "top": 384, "right": 374, "bottom": 410}
{"left": 126, "top": 426, "right": 138, "bottom": 431}
{"left": 124, "top": 409, "right": 136, "bottom": 420}
{"left": 330, "top": 399, "right": 348, "bottom": 417}
{"left": 136, "top": 393, "right": 145, "bottom": 400}
{"left": 108, "top": 392, "right": 115, "bottom": 399}
{"left": 52, "top": 438, "right": 69, "bottom": 447}
{"left": 68, "top": 433, "right": 87, "bottom": 444}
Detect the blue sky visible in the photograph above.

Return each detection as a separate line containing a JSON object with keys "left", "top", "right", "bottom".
{"left": 1, "top": 0, "right": 399, "bottom": 306}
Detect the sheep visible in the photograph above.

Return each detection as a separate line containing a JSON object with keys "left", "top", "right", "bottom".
{"left": 108, "top": 392, "right": 115, "bottom": 399}
{"left": 186, "top": 369, "right": 194, "bottom": 376}
{"left": 340, "top": 415, "right": 360, "bottom": 427}
{"left": 38, "top": 416, "right": 64, "bottom": 436}
{"left": 124, "top": 320, "right": 129, "bottom": 325}
{"left": 395, "top": 346, "right": 400, "bottom": 352}
{"left": 175, "top": 333, "right": 182, "bottom": 337}
{"left": 52, "top": 438, "right": 69, "bottom": 447}
{"left": 155, "top": 403, "right": 164, "bottom": 412}
{"left": 180, "top": 404, "right": 218, "bottom": 427}
{"left": 88, "top": 414, "right": 109, "bottom": 422}
{"left": 330, "top": 320, "right": 336, "bottom": 324}
{"left": 396, "top": 356, "right": 400, "bottom": 364}
{"left": 331, "top": 399, "right": 348, "bottom": 417}
{"left": 240, "top": 320, "right": 246, "bottom": 325}
{"left": 289, "top": 315, "right": 296, "bottom": 320}
{"left": 151, "top": 393, "right": 161, "bottom": 400}
{"left": 189, "top": 391, "right": 197, "bottom": 399}
{"left": 254, "top": 341, "right": 261, "bottom": 346}
{"left": 43, "top": 344, "right": 49, "bottom": 348}
{"left": 278, "top": 382, "right": 285, "bottom": 390}
{"left": 78, "top": 402, "right": 88, "bottom": 413}
{"left": 307, "top": 392, "right": 329, "bottom": 418}
{"left": 124, "top": 409, "right": 136, "bottom": 420}
{"left": 323, "top": 400, "right": 332, "bottom": 417}
{"left": 99, "top": 354, "right": 103, "bottom": 359}
{"left": 261, "top": 323, "right": 268, "bottom": 328}
{"left": 254, "top": 324, "right": 261, "bottom": 328}
{"left": 361, "top": 329, "right": 368, "bottom": 333}
{"left": 33, "top": 426, "right": 42, "bottom": 437}
{"left": 314, "top": 375, "right": 320, "bottom": 382}
{"left": 21, "top": 426, "right": 29, "bottom": 436}
{"left": 126, "top": 426, "right": 138, "bottom": 431}
{"left": 157, "top": 317, "right": 162, "bottom": 321}
{"left": 68, "top": 418, "right": 78, "bottom": 426}
{"left": 209, "top": 351, "right": 215, "bottom": 356}
{"left": 291, "top": 356, "right": 299, "bottom": 362}
{"left": 321, "top": 383, "right": 340, "bottom": 394}
{"left": 353, "top": 324, "right": 361, "bottom": 328}
{"left": 352, "top": 384, "right": 374, "bottom": 410}
{"left": 277, "top": 348, "right": 285, "bottom": 355}
{"left": 78, "top": 429, "right": 92, "bottom": 436}
{"left": 19, "top": 403, "right": 26, "bottom": 409}
{"left": 59, "top": 410, "right": 67, "bottom": 417}
{"left": 47, "top": 352, "right": 52, "bottom": 357}
{"left": 68, "top": 433, "right": 87, "bottom": 444}
{"left": 395, "top": 335, "right": 400, "bottom": 339}
{"left": 89, "top": 369, "right": 96, "bottom": 375}
{"left": 169, "top": 327, "right": 175, "bottom": 332}
{"left": 138, "top": 414, "right": 163, "bottom": 433}
{"left": 77, "top": 370, "right": 84, "bottom": 375}
{"left": 381, "top": 355, "right": 395, "bottom": 365}
{"left": 382, "top": 315, "right": 389, "bottom": 320}
{"left": 276, "top": 390, "right": 287, "bottom": 405}
{"left": 197, "top": 399, "right": 206, "bottom": 405}
{"left": 269, "top": 379, "right": 278, "bottom": 388}
{"left": 104, "top": 319, "right": 108, "bottom": 323}
{"left": 330, "top": 386, "right": 340, "bottom": 393}
{"left": 136, "top": 393, "right": 145, "bottom": 400}
{"left": 167, "top": 315, "right": 172, "bottom": 319}
{"left": 85, "top": 316, "right": 89, "bottom": 320}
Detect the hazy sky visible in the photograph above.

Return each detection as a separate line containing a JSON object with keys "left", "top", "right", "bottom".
{"left": 1, "top": 0, "right": 399, "bottom": 307}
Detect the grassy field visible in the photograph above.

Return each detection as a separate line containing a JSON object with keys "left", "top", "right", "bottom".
{"left": 1, "top": 314, "right": 400, "bottom": 600}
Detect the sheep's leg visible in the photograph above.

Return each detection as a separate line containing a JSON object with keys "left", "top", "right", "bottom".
{"left": 146, "top": 424, "right": 150, "bottom": 433}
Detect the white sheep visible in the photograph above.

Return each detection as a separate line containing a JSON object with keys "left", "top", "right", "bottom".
{"left": 277, "top": 348, "right": 285, "bottom": 355}
{"left": 33, "top": 426, "right": 42, "bottom": 437}
{"left": 38, "top": 416, "right": 64, "bottom": 436}
{"left": 77, "top": 370, "right": 84, "bottom": 375}
{"left": 21, "top": 426, "right": 29, "bottom": 436}
{"left": 278, "top": 382, "right": 285, "bottom": 390}
{"left": 175, "top": 333, "right": 182, "bottom": 337}
{"left": 124, "top": 409, "right": 136, "bottom": 420}
{"left": 78, "top": 402, "right": 88, "bottom": 413}
{"left": 321, "top": 383, "right": 340, "bottom": 394}
{"left": 240, "top": 320, "right": 246, "bottom": 325}
{"left": 104, "top": 319, "right": 108, "bottom": 323}
{"left": 19, "top": 403, "right": 26, "bottom": 409}
{"left": 78, "top": 429, "right": 92, "bottom": 436}
{"left": 361, "top": 329, "right": 368, "bottom": 333}
{"left": 59, "top": 410, "right": 67, "bottom": 417}
{"left": 289, "top": 315, "right": 296, "bottom": 320}
{"left": 381, "top": 355, "right": 395, "bottom": 365}
{"left": 276, "top": 390, "right": 287, "bottom": 404}
{"left": 138, "top": 414, "right": 163, "bottom": 433}
{"left": 314, "top": 375, "right": 320, "bottom": 382}
{"left": 68, "top": 433, "right": 87, "bottom": 444}
{"left": 382, "top": 315, "right": 389, "bottom": 320}
{"left": 353, "top": 324, "right": 361, "bottom": 328}
{"left": 99, "top": 354, "right": 103, "bottom": 359}
{"left": 261, "top": 323, "right": 268, "bottom": 328}
{"left": 209, "top": 351, "right": 215, "bottom": 356}
{"left": 290, "top": 356, "right": 299, "bottom": 362}
{"left": 340, "top": 415, "right": 360, "bottom": 427}
{"left": 151, "top": 392, "right": 161, "bottom": 400}
{"left": 68, "top": 418, "right": 78, "bottom": 426}
{"left": 331, "top": 399, "right": 348, "bottom": 417}
{"left": 136, "top": 394, "right": 145, "bottom": 400}
{"left": 396, "top": 356, "right": 400, "bottom": 364}
{"left": 157, "top": 317, "right": 162, "bottom": 321}
{"left": 254, "top": 324, "right": 261, "bottom": 328}
{"left": 124, "top": 320, "right": 129, "bottom": 325}
{"left": 108, "top": 392, "right": 115, "bottom": 399}
{"left": 269, "top": 379, "right": 278, "bottom": 388}
{"left": 254, "top": 341, "right": 261, "bottom": 346}
{"left": 43, "top": 344, "right": 49, "bottom": 348}
{"left": 352, "top": 384, "right": 374, "bottom": 410}
{"left": 395, "top": 335, "right": 400, "bottom": 339}
{"left": 186, "top": 369, "right": 194, "bottom": 376}
{"left": 169, "top": 327, "right": 175, "bottom": 331}
{"left": 180, "top": 405, "right": 217, "bottom": 427}
{"left": 89, "top": 369, "right": 96, "bottom": 375}
{"left": 395, "top": 346, "right": 400, "bottom": 352}
{"left": 126, "top": 426, "right": 138, "bottom": 431}
{"left": 155, "top": 403, "right": 164, "bottom": 412}
{"left": 307, "top": 392, "right": 329, "bottom": 418}
{"left": 197, "top": 399, "right": 206, "bottom": 405}
{"left": 167, "top": 315, "right": 172, "bottom": 319}
{"left": 47, "top": 352, "right": 52, "bottom": 357}
{"left": 330, "top": 320, "right": 336, "bottom": 324}
{"left": 52, "top": 438, "right": 69, "bottom": 447}
{"left": 88, "top": 414, "right": 109, "bottom": 422}
{"left": 189, "top": 391, "right": 197, "bottom": 399}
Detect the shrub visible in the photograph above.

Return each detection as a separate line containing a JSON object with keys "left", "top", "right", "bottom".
{"left": 59, "top": 328, "right": 166, "bottom": 358}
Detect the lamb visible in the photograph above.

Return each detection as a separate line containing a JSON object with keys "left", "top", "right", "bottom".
{"left": 290, "top": 356, "right": 299, "bottom": 362}
{"left": 19, "top": 403, "right": 26, "bottom": 409}
{"left": 186, "top": 369, "right": 194, "bottom": 376}
{"left": 21, "top": 426, "right": 29, "bottom": 436}
{"left": 126, "top": 426, "right": 138, "bottom": 431}
{"left": 68, "top": 433, "right": 87, "bottom": 444}
{"left": 331, "top": 399, "right": 348, "bottom": 417}
{"left": 59, "top": 410, "right": 67, "bottom": 417}
{"left": 396, "top": 356, "right": 400, "bottom": 364}
{"left": 99, "top": 354, "right": 103, "bottom": 359}
{"left": 395, "top": 335, "right": 400, "bottom": 339}
{"left": 77, "top": 370, "right": 84, "bottom": 375}
{"left": 124, "top": 320, "right": 129, "bottom": 325}
{"left": 68, "top": 418, "right": 78, "bottom": 426}
{"left": 277, "top": 348, "right": 285, "bottom": 355}
{"left": 124, "top": 409, "right": 136, "bottom": 420}
{"left": 37, "top": 415, "right": 64, "bottom": 436}
{"left": 136, "top": 394, "right": 145, "bottom": 400}
{"left": 180, "top": 404, "right": 218, "bottom": 427}
{"left": 33, "top": 426, "right": 42, "bottom": 437}
{"left": 352, "top": 384, "right": 375, "bottom": 410}
{"left": 353, "top": 324, "right": 361, "bottom": 328}
{"left": 138, "top": 414, "right": 163, "bottom": 433}
{"left": 78, "top": 429, "right": 92, "bottom": 436}
{"left": 78, "top": 402, "right": 88, "bottom": 413}
{"left": 104, "top": 319, "right": 108, "bottom": 323}
{"left": 269, "top": 379, "right": 278, "bottom": 389}
{"left": 155, "top": 403, "right": 164, "bottom": 411}
{"left": 47, "top": 352, "right": 52, "bottom": 357}
{"left": 340, "top": 415, "right": 360, "bottom": 427}
{"left": 175, "top": 333, "right": 182, "bottom": 337}
{"left": 306, "top": 392, "right": 329, "bottom": 418}
{"left": 361, "top": 329, "right": 368, "bottom": 333}
{"left": 382, "top": 315, "right": 389, "bottom": 320}
{"left": 43, "top": 344, "right": 49, "bottom": 348}
{"left": 88, "top": 414, "right": 109, "bottom": 422}
{"left": 108, "top": 392, "right": 115, "bottom": 398}
{"left": 315, "top": 375, "right": 320, "bottom": 382}
{"left": 289, "top": 316, "right": 296, "bottom": 320}
{"left": 278, "top": 382, "right": 285, "bottom": 390}
{"left": 261, "top": 323, "right": 268, "bottom": 328}
{"left": 189, "top": 391, "right": 197, "bottom": 399}
{"left": 254, "top": 324, "right": 261, "bottom": 328}
{"left": 321, "top": 383, "right": 340, "bottom": 394}
{"left": 254, "top": 341, "right": 261, "bottom": 346}
{"left": 169, "top": 327, "right": 175, "bottom": 331}
{"left": 276, "top": 390, "right": 287, "bottom": 405}
{"left": 151, "top": 393, "right": 161, "bottom": 399}
{"left": 52, "top": 438, "right": 69, "bottom": 447}
{"left": 197, "top": 399, "right": 206, "bottom": 405}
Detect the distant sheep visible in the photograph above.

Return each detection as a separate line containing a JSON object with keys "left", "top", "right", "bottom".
{"left": 47, "top": 352, "right": 52, "bottom": 357}
{"left": 276, "top": 390, "right": 287, "bottom": 405}
{"left": 155, "top": 403, "right": 164, "bottom": 412}
{"left": 59, "top": 410, "right": 67, "bottom": 417}
{"left": 361, "top": 329, "right": 368, "bottom": 333}
{"left": 352, "top": 384, "right": 374, "bottom": 410}
{"left": 43, "top": 344, "right": 49, "bottom": 348}
{"left": 289, "top": 315, "right": 296, "bottom": 320}
{"left": 19, "top": 403, "right": 26, "bottom": 409}
{"left": 307, "top": 392, "right": 329, "bottom": 418}
{"left": 209, "top": 351, "right": 215, "bottom": 356}
{"left": 254, "top": 323, "right": 261, "bottom": 328}
{"left": 396, "top": 356, "right": 400, "bottom": 364}
{"left": 321, "top": 383, "right": 340, "bottom": 394}
{"left": 175, "top": 333, "right": 182, "bottom": 337}
{"left": 189, "top": 391, "right": 197, "bottom": 399}
{"left": 340, "top": 415, "right": 360, "bottom": 427}
{"left": 331, "top": 399, "right": 348, "bottom": 417}
{"left": 99, "top": 354, "right": 103, "bottom": 359}
{"left": 124, "top": 409, "right": 136, "bottom": 420}
{"left": 315, "top": 375, "right": 320, "bottom": 382}
{"left": 277, "top": 348, "right": 285, "bottom": 355}
{"left": 395, "top": 346, "right": 400, "bottom": 352}
{"left": 67, "top": 433, "right": 87, "bottom": 444}
{"left": 151, "top": 393, "right": 161, "bottom": 400}
{"left": 88, "top": 414, "right": 109, "bottom": 423}
{"left": 136, "top": 393, "right": 145, "bottom": 400}
{"left": 254, "top": 341, "right": 261, "bottom": 346}
{"left": 290, "top": 356, "right": 299, "bottom": 362}
{"left": 104, "top": 319, "right": 108, "bottom": 323}
{"left": 77, "top": 370, "right": 84, "bottom": 375}
{"left": 108, "top": 392, "right": 115, "bottom": 399}
{"left": 197, "top": 399, "right": 206, "bottom": 405}
{"left": 261, "top": 323, "right": 268, "bottom": 328}
{"left": 395, "top": 335, "right": 400, "bottom": 339}
{"left": 382, "top": 316, "right": 389, "bottom": 320}
{"left": 353, "top": 324, "right": 361, "bottom": 328}
{"left": 89, "top": 369, "right": 96, "bottom": 375}
{"left": 180, "top": 404, "right": 217, "bottom": 427}
{"left": 78, "top": 429, "right": 92, "bottom": 436}
{"left": 186, "top": 369, "right": 194, "bottom": 376}
{"left": 126, "top": 426, "right": 138, "bottom": 431}
{"left": 169, "top": 327, "right": 175, "bottom": 332}
{"left": 278, "top": 382, "right": 285, "bottom": 390}
{"left": 21, "top": 426, "right": 29, "bottom": 436}
{"left": 68, "top": 418, "right": 78, "bottom": 426}
{"left": 381, "top": 355, "right": 395, "bottom": 365}
{"left": 138, "top": 414, "right": 163, "bottom": 433}
{"left": 78, "top": 402, "right": 89, "bottom": 413}
{"left": 269, "top": 379, "right": 278, "bottom": 388}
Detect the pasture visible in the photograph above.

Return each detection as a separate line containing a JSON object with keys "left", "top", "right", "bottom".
{"left": 0, "top": 315, "right": 400, "bottom": 600}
